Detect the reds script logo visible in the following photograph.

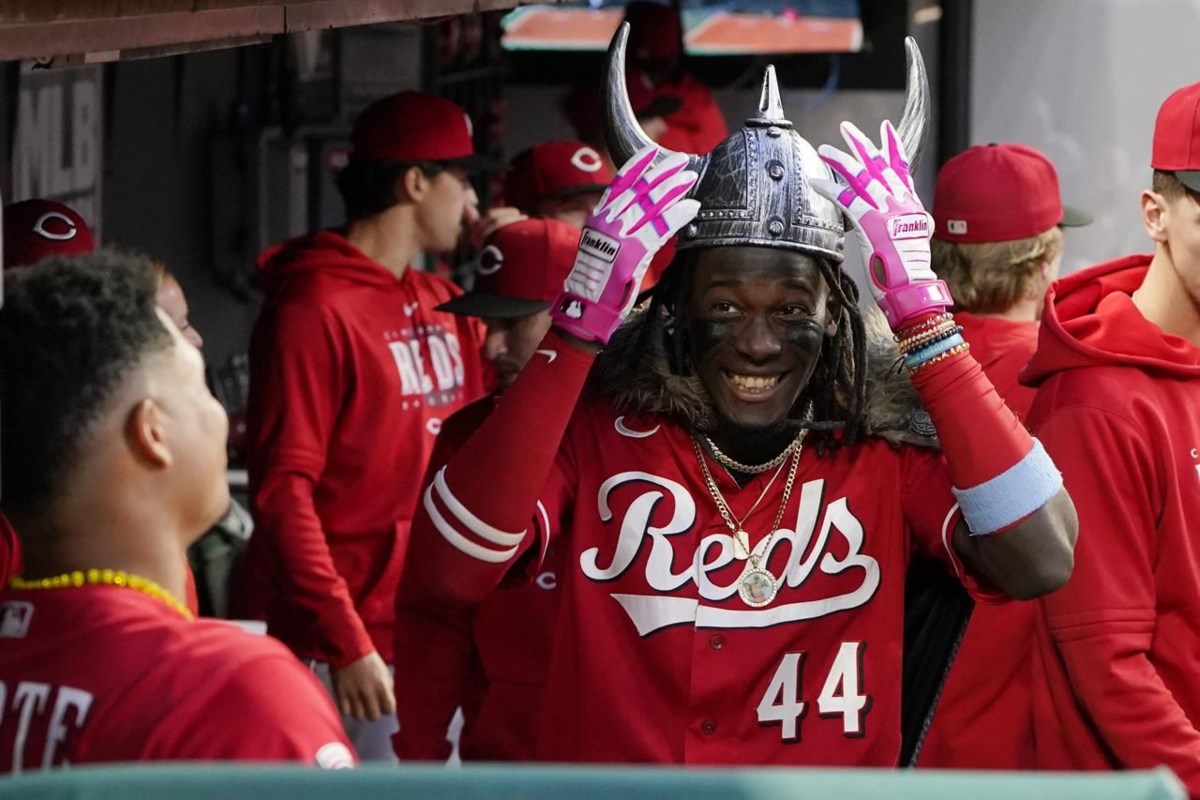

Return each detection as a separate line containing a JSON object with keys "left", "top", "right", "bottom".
{"left": 579, "top": 472, "right": 880, "bottom": 635}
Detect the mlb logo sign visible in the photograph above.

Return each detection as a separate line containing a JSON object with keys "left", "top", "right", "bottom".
{"left": 0, "top": 601, "right": 34, "bottom": 638}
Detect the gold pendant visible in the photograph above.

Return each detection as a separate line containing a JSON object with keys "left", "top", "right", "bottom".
{"left": 732, "top": 529, "right": 751, "bottom": 560}
{"left": 738, "top": 567, "right": 778, "bottom": 607}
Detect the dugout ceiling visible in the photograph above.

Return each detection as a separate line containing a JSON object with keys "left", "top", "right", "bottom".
{"left": 0, "top": 0, "right": 561, "bottom": 63}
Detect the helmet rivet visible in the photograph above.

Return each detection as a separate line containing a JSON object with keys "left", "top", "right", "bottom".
{"left": 766, "top": 160, "right": 785, "bottom": 180}
{"left": 767, "top": 126, "right": 783, "bottom": 138}
{"left": 767, "top": 218, "right": 786, "bottom": 236}
{"left": 684, "top": 223, "right": 699, "bottom": 238}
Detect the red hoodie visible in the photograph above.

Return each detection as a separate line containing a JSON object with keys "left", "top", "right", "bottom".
{"left": 1022, "top": 254, "right": 1200, "bottom": 794}
{"left": 244, "top": 230, "right": 485, "bottom": 667}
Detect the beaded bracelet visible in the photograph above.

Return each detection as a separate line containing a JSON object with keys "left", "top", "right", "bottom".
{"left": 904, "top": 332, "right": 966, "bottom": 368}
{"left": 908, "top": 342, "right": 970, "bottom": 376}
{"left": 898, "top": 323, "right": 963, "bottom": 355}
{"left": 894, "top": 312, "right": 953, "bottom": 342}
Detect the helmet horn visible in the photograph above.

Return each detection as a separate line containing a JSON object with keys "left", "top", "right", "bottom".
{"left": 603, "top": 23, "right": 699, "bottom": 170}
{"left": 897, "top": 37, "right": 931, "bottom": 174}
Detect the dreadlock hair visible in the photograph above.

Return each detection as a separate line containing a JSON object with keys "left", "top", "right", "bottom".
{"left": 0, "top": 252, "right": 173, "bottom": 516}
{"left": 642, "top": 248, "right": 870, "bottom": 454}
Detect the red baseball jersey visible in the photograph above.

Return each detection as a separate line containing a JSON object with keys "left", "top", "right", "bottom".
{"left": 408, "top": 334, "right": 997, "bottom": 766}
{"left": 394, "top": 394, "right": 564, "bottom": 762}
{"left": 244, "top": 230, "right": 486, "bottom": 668}
{"left": 1023, "top": 255, "right": 1200, "bottom": 795}
{"left": 0, "top": 584, "right": 355, "bottom": 770}
{"left": 918, "top": 311, "right": 1040, "bottom": 769}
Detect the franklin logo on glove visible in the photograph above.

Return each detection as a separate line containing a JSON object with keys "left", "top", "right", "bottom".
{"left": 579, "top": 229, "right": 620, "bottom": 263}
{"left": 888, "top": 214, "right": 930, "bottom": 239}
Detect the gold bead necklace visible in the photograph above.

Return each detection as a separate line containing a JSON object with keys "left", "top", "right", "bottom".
{"left": 10, "top": 568, "right": 195, "bottom": 620}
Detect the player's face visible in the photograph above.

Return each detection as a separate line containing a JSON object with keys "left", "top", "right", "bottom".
{"left": 481, "top": 310, "right": 553, "bottom": 389}
{"left": 685, "top": 246, "right": 836, "bottom": 432}
{"left": 537, "top": 192, "right": 603, "bottom": 229}
{"left": 151, "top": 310, "right": 230, "bottom": 541}
{"left": 418, "top": 166, "right": 476, "bottom": 254}
{"left": 156, "top": 275, "right": 203, "bottom": 349}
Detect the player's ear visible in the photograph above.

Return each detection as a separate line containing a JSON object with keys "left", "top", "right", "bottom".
{"left": 1142, "top": 189, "right": 1170, "bottom": 243}
{"left": 126, "top": 398, "right": 172, "bottom": 469}
{"left": 398, "top": 165, "right": 429, "bottom": 203}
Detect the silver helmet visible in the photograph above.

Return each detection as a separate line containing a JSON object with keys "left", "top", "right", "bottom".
{"left": 603, "top": 24, "right": 931, "bottom": 263}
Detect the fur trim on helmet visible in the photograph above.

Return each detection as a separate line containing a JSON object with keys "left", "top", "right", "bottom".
{"left": 591, "top": 302, "right": 938, "bottom": 450}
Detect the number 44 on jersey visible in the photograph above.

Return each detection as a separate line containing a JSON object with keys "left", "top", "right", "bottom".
{"left": 757, "top": 641, "right": 870, "bottom": 741}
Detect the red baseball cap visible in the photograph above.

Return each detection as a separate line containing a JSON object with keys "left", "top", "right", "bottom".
{"left": 350, "top": 91, "right": 498, "bottom": 171}
{"left": 563, "top": 69, "right": 682, "bottom": 143}
{"left": 505, "top": 141, "right": 614, "bottom": 212}
{"left": 3, "top": 199, "right": 96, "bottom": 269}
{"left": 624, "top": 2, "right": 684, "bottom": 64}
{"left": 1151, "top": 81, "right": 1200, "bottom": 193}
{"left": 932, "top": 143, "right": 1092, "bottom": 243}
{"left": 438, "top": 218, "right": 580, "bottom": 318}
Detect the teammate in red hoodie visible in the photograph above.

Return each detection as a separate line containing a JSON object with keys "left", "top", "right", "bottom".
{"left": 1024, "top": 82, "right": 1200, "bottom": 794}
{"left": 920, "top": 143, "right": 1091, "bottom": 770}
{"left": 393, "top": 218, "right": 580, "bottom": 762}
{"left": 0, "top": 255, "right": 354, "bottom": 770}
{"left": 243, "top": 92, "right": 489, "bottom": 760}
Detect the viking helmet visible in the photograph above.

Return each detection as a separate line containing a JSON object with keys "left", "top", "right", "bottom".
{"left": 603, "top": 25, "right": 931, "bottom": 263}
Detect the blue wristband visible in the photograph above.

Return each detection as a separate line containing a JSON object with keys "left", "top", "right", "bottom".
{"left": 904, "top": 332, "right": 966, "bottom": 370}
{"left": 951, "top": 438, "right": 1063, "bottom": 536}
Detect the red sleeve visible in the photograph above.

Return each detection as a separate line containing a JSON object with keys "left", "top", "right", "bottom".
{"left": 393, "top": 405, "right": 487, "bottom": 761}
{"left": 404, "top": 331, "right": 593, "bottom": 608}
{"left": 1036, "top": 407, "right": 1200, "bottom": 789}
{"left": 902, "top": 448, "right": 1004, "bottom": 603}
{"left": 147, "top": 653, "right": 357, "bottom": 766}
{"left": 246, "top": 300, "right": 373, "bottom": 668}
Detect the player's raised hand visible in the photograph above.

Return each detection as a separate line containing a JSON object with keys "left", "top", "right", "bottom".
{"left": 550, "top": 145, "right": 699, "bottom": 344}
{"left": 332, "top": 650, "right": 395, "bottom": 722}
{"left": 811, "top": 120, "right": 951, "bottom": 330}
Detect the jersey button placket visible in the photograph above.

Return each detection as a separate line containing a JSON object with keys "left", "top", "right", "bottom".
{"left": 701, "top": 718, "right": 717, "bottom": 736}
{"left": 709, "top": 633, "right": 725, "bottom": 650}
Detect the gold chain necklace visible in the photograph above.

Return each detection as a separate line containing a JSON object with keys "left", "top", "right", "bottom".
{"left": 10, "top": 569, "right": 195, "bottom": 620}
{"left": 692, "top": 429, "right": 807, "bottom": 607}
{"left": 703, "top": 433, "right": 802, "bottom": 475}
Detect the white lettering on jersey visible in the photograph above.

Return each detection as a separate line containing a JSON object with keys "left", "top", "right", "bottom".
{"left": 0, "top": 681, "right": 95, "bottom": 771}
{"left": 582, "top": 473, "right": 881, "bottom": 634}
{"left": 757, "top": 643, "right": 869, "bottom": 742}
{"left": 42, "top": 687, "right": 92, "bottom": 767}
{"left": 389, "top": 331, "right": 466, "bottom": 405}
{"left": 389, "top": 341, "right": 422, "bottom": 395}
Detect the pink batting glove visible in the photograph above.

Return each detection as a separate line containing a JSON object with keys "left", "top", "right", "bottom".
{"left": 811, "top": 120, "right": 952, "bottom": 329}
{"left": 550, "top": 146, "right": 699, "bottom": 344}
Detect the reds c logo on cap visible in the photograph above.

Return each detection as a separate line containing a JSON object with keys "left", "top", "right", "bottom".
{"left": 477, "top": 244, "right": 504, "bottom": 276}
{"left": 570, "top": 146, "right": 604, "bottom": 174}
{"left": 33, "top": 211, "right": 80, "bottom": 242}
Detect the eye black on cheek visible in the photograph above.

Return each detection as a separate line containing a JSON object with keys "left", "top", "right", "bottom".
{"left": 687, "top": 317, "right": 735, "bottom": 362}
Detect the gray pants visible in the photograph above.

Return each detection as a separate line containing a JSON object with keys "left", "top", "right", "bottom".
{"left": 310, "top": 661, "right": 399, "bottom": 763}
